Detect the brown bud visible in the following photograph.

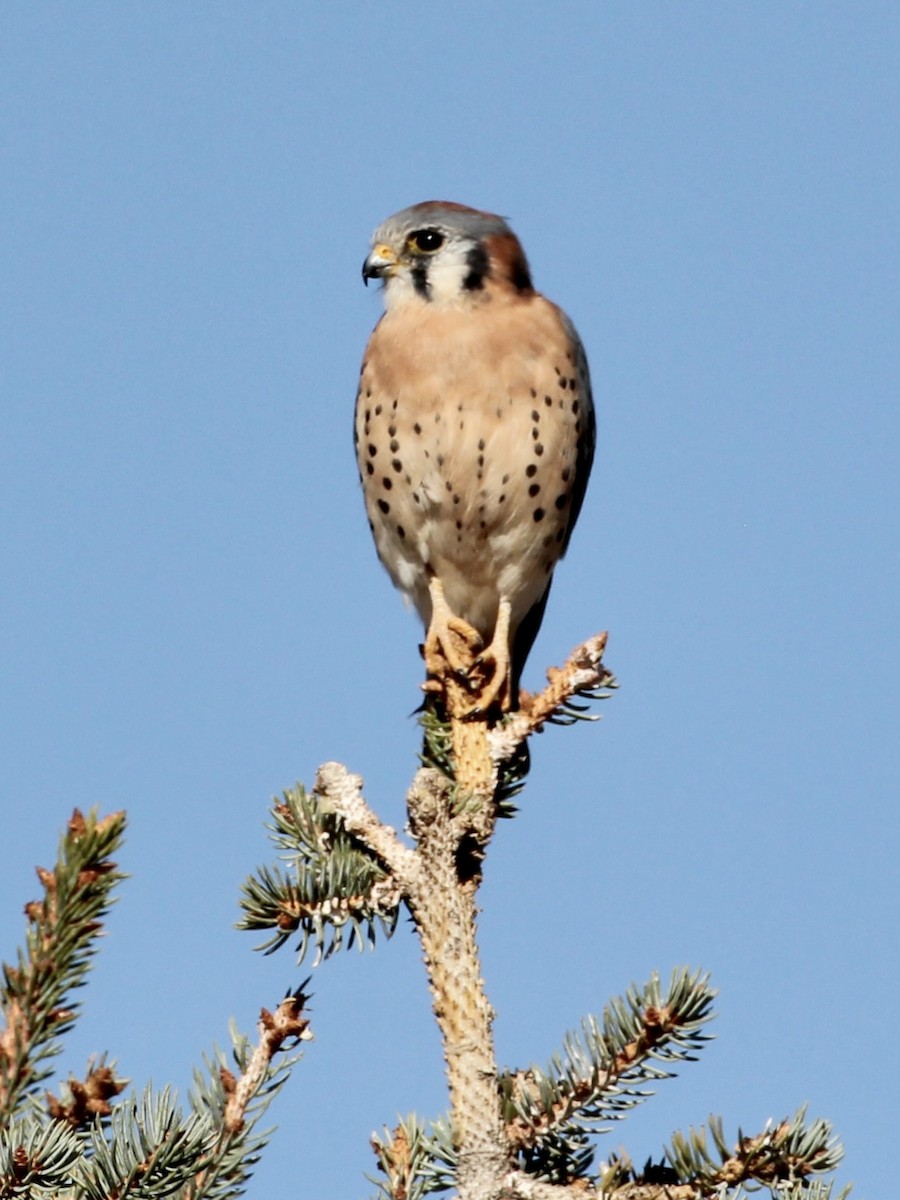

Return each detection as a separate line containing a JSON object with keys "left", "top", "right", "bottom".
{"left": 68, "top": 809, "right": 88, "bottom": 838}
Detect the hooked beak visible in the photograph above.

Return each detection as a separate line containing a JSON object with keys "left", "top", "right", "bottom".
{"left": 362, "top": 243, "right": 398, "bottom": 286}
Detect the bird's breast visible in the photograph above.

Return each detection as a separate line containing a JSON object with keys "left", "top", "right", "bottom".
{"left": 356, "top": 296, "right": 591, "bottom": 637}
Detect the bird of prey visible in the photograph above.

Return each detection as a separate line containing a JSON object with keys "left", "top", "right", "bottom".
{"left": 356, "top": 201, "right": 594, "bottom": 712}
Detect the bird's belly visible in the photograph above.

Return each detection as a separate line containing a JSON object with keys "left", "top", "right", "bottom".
{"left": 360, "top": 399, "right": 578, "bottom": 640}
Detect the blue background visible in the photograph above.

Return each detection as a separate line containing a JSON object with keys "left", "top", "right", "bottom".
{"left": 2, "top": 4, "right": 897, "bottom": 1196}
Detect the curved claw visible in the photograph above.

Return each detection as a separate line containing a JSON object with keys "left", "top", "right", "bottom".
{"left": 423, "top": 581, "right": 515, "bottom": 716}
{"left": 423, "top": 578, "right": 483, "bottom": 680}
{"left": 453, "top": 666, "right": 479, "bottom": 691}
{"left": 468, "top": 653, "right": 511, "bottom": 714}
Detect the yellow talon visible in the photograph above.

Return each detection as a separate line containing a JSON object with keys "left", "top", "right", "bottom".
{"left": 423, "top": 581, "right": 513, "bottom": 716}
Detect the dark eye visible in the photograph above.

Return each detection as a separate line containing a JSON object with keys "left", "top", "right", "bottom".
{"left": 408, "top": 228, "right": 445, "bottom": 254}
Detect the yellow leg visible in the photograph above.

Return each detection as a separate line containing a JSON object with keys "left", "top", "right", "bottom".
{"left": 470, "top": 597, "right": 513, "bottom": 714}
{"left": 423, "top": 577, "right": 484, "bottom": 682}
{"left": 423, "top": 580, "right": 514, "bottom": 715}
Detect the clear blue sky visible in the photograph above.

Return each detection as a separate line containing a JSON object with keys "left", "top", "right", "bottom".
{"left": 2, "top": 4, "right": 897, "bottom": 1196}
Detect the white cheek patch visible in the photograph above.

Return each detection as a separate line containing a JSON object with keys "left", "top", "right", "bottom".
{"left": 381, "top": 241, "right": 475, "bottom": 309}
{"left": 422, "top": 243, "right": 473, "bottom": 303}
{"left": 381, "top": 273, "right": 420, "bottom": 311}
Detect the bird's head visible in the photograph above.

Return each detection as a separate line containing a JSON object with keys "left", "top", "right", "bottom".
{"left": 362, "top": 201, "right": 533, "bottom": 309}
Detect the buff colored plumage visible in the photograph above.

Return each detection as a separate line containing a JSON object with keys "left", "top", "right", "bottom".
{"left": 356, "top": 202, "right": 594, "bottom": 711}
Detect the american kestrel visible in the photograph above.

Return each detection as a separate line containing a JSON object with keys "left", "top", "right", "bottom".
{"left": 356, "top": 201, "right": 594, "bottom": 713}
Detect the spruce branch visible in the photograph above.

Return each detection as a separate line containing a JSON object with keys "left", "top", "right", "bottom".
{"left": 400, "top": 768, "right": 509, "bottom": 1196}
{"left": 2, "top": 998, "right": 309, "bottom": 1200}
{"left": 0, "top": 808, "right": 126, "bottom": 1121}
{"left": 231, "top": 620, "right": 848, "bottom": 1200}
{"left": 416, "top": 633, "right": 615, "bottom": 847}
{"left": 67, "top": 998, "right": 308, "bottom": 1200}
{"left": 184, "top": 991, "right": 311, "bottom": 1200}
{"left": 237, "top": 782, "right": 404, "bottom": 963}
{"left": 370, "top": 1114, "right": 456, "bottom": 1200}
{"left": 0, "top": 1115, "right": 84, "bottom": 1198}
{"left": 0, "top": 809, "right": 311, "bottom": 1200}
{"left": 664, "top": 1106, "right": 845, "bottom": 1194}
{"left": 75, "top": 1084, "right": 215, "bottom": 1200}
{"left": 237, "top": 764, "right": 512, "bottom": 1193}
{"left": 365, "top": 971, "right": 717, "bottom": 1199}
{"left": 222, "top": 991, "right": 311, "bottom": 1135}
{"left": 45, "top": 1054, "right": 128, "bottom": 1129}
{"left": 420, "top": 701, "right": 529, "bottom": 825}
{"left": 313, "top": 763, "right": 416, "bottom": 880}
{"left": 502, "top": 970, "right": 716, "bottom": 1182}
{"left": 489, "top": 635, "right": 616, "bottom": 765}
{"left": 586, "top": 1109, "right": 849, "bottom": 1200}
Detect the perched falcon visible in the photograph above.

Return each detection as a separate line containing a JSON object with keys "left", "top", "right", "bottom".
{"left": 356, "top": 201, "right": 595, "bottom": 712}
